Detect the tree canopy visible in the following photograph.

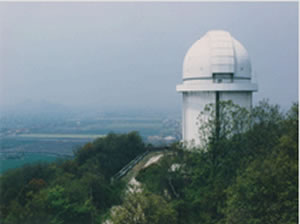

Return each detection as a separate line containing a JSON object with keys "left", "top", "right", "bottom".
{"left": 0, "top": 101, "right": 297, "bottom": 224}
{"left": 136, "top": 101, "right": 298, "bottom": 224}
{"left": 0, "top": 132, "right": 148, "bottom": 224}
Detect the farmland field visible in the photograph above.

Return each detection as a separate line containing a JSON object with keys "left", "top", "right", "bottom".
{"left": 0, "top": 114, "right": 181, "bottom": 173}
{"left": 0, "top": 152, "right": 63, "bottom": 173}
{"left": 18, "top": 133, "right": 105, "bottom": 139}
{"left": 0, "top": 136, "right": 97, "bottom": 156}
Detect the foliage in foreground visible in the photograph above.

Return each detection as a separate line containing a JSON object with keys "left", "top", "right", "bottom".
{"left": 109, "top": 190, "right": 177, "bottom": 224}
{"left": 0, "top": 132, "right": 147, "bottom": 224}
{"left": 136, "top": 101, "right": 298, "bottom": 224}
{"left": 0, "top": 101, "right": 297, "bottom": 224}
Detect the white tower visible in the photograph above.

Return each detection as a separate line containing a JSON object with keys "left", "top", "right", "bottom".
{"left": 176, "top": 30, "right": 258, "bottom": 146}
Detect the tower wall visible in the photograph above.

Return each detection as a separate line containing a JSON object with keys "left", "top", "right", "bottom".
{"left": 182, "top": 91, "right": 215, "bottom": 146}
{"left": 182, "top": 91, "right": 252, "bottom": 147}
{"left": 219, "top": 91, "right": 252, "bottom": 110}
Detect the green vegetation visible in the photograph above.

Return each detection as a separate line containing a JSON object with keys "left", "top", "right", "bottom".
{"left": 0, "top": 101, "right": 297, "bottom": 224}
{"left": 0, "top": 132, "right": 148, "bottom": 224}
{"left": 110, "top": 190, "right": 177, "bottom": 224}
{"left": 135, "top": 101, "right": 298, "bottom": 224}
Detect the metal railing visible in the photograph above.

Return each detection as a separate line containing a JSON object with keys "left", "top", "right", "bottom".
{"left": 110, "top": 150, "right": 149, "bottom": 183}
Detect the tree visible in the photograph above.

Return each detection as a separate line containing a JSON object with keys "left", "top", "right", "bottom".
{"left": 176, "top": 100, "right": 293, "bottom": 224}
{"left": 109, "top": 190, "right": 177, "bottom": 224}
{"left": 197, "top": 100, "right": 251, "bottom": 148}
{"left": 75, "top": 132, "right": 147, "bottom": 179}
{"left": 224, "top": 103, "right": 298, "bottom": 224}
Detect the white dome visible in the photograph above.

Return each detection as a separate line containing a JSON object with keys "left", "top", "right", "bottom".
{"left": 183, "top": 30, "right": 251, "bottom": 82}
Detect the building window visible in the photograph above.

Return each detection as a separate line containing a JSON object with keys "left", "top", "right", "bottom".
{"left": 213, "top": 73, "right": 233, "bottom": 83}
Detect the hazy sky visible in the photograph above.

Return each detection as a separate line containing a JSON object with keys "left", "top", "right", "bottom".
{"left": 0, "top": 2, "right": 298, "bottom": 113}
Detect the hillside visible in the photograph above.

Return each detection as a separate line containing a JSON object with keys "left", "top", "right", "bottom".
{"left": 0, "top": 101, "right": 298, "bottom": 224}
{"left": 110, "top": 101, "right": 298, "bottom": 224}
{"left": 0, "top": 132, "right": 149, "bottom": 224}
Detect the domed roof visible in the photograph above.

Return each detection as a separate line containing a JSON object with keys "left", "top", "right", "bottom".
{"left": 183, "top": 30, "right": 251, "bottom": 81}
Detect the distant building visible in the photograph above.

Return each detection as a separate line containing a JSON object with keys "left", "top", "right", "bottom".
{"left": 176, "top": 30, "right": 258, "bottom": 147}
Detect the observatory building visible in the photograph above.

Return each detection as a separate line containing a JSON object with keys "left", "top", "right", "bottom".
{"left": 176, "top": 30, "right": 258, "bottom": 146}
